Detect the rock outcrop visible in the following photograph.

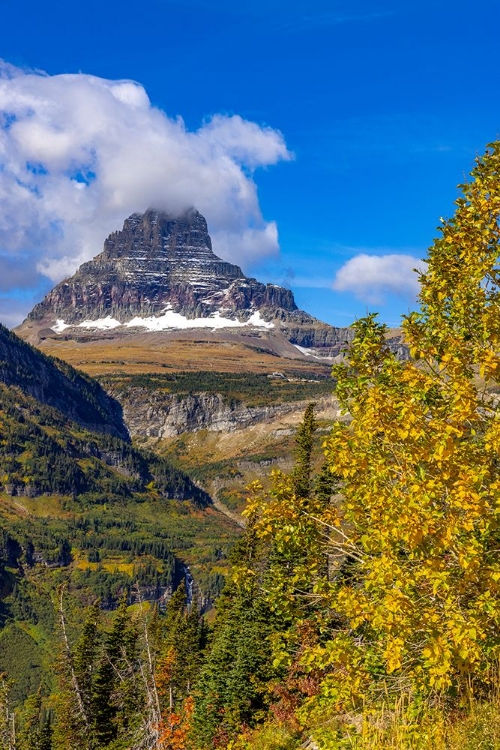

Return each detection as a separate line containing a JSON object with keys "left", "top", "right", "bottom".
{"left": 106, "top": 386, "right": 307, "bottom": 438}
{"left": 27, "top": 208, "right": 297, "bottom": 324}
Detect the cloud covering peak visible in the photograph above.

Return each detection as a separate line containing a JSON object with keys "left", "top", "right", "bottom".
{"left": 0, "top": 60, "right": 292, "bottom": 322}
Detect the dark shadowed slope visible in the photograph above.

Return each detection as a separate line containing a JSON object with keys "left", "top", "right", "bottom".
{"left": 0, "top": 323, "right": 129, "bottom": 440}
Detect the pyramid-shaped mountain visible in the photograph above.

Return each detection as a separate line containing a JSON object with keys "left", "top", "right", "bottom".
{"left": 19, "top": 208, "right": 354, "bottom": 358}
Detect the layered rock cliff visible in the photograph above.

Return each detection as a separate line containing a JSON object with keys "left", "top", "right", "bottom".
{"left": 106, "top": 387, "right": 304, "bottom": 438}
{"left": 21, "top": 208, "right": 356, "bottom": 357}
{"left": 27, "top": 208, "right": 297, "bottom": 324}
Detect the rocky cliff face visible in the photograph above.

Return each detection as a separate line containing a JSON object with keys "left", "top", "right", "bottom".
{"left": 106, "top": 386, "right": 308, "bottom": 438}
{"left": 21, "top": 207, "right": 356, "bottom": 357}
{"left": 28, "top": 208, "right": 297, "bottom": 324}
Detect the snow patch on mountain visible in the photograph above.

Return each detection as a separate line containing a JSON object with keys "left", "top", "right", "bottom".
{"left": 79, "top": 317, "right": 123, "bottom": 330}
{"left": 51, "top": 310, "right": 275, "bottom": 334}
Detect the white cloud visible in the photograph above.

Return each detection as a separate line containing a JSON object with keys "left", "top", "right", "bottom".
{"left": 0, "top": 60, "right": 292, "bottom": 324}
{"left": 214, "top": 222, "right": 279, "bottom": 268}
{"left": 332, "top": 253, "right": 426, "bottom": 304}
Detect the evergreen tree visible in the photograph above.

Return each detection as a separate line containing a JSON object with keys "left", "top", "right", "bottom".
{"left": 191, "top": 584, "right": 273, "bottom": 749}
{"left": 72, "top": 600, "right": 100, "bottom": 720}
{"left": 243, "top": 403, "right": 333, "bottom": 625}
{"left": 58, "top": 539, "right": 72, "bottom": 565}
{"left": 157, "top": 586, "right": 206, "bottom": 711}
{"left": 92, "top": 597, "right": 139, "bottom": 745}
{"left": 53, "top": 595, "right": 99, "bottom": 750}
{"left": 291, "top": 402, "right": 316, "bottom": 500}
{"left": 38, "top": 713, "right": 53, "bottom": 750}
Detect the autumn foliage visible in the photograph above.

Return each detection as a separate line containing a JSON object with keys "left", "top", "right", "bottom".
{"left": 239, "top": 141, "right": 500, "bottom": 742}
{"left": 157, "top": 695, "right": 195, "bottom": 750}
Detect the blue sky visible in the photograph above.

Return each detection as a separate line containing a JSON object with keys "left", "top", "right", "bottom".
{"left": 0, "top": 0, "right": 499, "bottom": 327}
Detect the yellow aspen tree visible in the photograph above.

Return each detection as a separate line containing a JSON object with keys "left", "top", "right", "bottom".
{"left": 243, "top": 141, "right": 500, "bottom": 733}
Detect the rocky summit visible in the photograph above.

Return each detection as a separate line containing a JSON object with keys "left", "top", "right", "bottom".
{"left": 18, "top": 207, "right": 355, "bottom": 359}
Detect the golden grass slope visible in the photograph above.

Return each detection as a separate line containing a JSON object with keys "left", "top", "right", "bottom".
{"left": 32, "top": 335, "right": 330, "bottom": 377}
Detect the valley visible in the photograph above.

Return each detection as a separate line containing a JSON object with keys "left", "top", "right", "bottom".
{"left": 14, "top": 208, "right": 410, "bottom": 536}
{"left": 0, "top": 207, "right": 349, "bottom": 729}
{"left": 0, "top": 193, "right": 490, "bottom": 749}
{"left": 0, "top": 320, "right": 242, "bottom": 712}
{"left": 14, "top": 208, "right": 353, "bottom": 534}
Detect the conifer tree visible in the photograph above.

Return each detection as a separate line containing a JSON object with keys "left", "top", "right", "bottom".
{"left": 52, "top": 594, "right": 99, "bottom": 750}
{"left": 92, "top": 597, "right": 139, "bottom": 745}
{"left": 157, "top": 586, "right": 206, "bottom": 710}
{"left": 242, "top": 403, "right": 333, "bottom": 625}
{"left": 38, "top": 714, "right": 53, "bottom": 750}
{"left": 191, "top": 581, "right": 274, "bottom": 748}
{"left": 291, "top": 402, "right": 317, "bottom": 500}
{"left": 72, "top": 601, "right": 100, "bottom": 721}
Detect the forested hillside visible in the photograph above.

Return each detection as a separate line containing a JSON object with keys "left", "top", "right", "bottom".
{"left": 0, "top": 324, "right": 129, "bottom": 440}
{"left": 0, "top": 327, "right": 240, "bottom": 746}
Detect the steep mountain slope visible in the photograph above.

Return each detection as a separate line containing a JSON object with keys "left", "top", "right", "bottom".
{"left": 0, "top": 326, "right": 240, "bottom": 704}
{"left": 0, "top": 379, "right": 208, "bottom": 504}
{"left": 0, "top": 323, "right": 128, "bottom": 440}
{"left": 0, "top": 327, "right": 239, "bottom": 619}
{"left": 17, "top": 207, "right": 356, "bottom": 359}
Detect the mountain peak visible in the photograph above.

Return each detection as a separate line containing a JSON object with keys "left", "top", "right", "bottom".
{"left": 114, "top": 206, "right": 218, "bottom": 265}
{"left": 18, "top": 208, "right": 359, "bottom": 360}
{"left": 25, "top": 207, "right": 298, "bottom": 329}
